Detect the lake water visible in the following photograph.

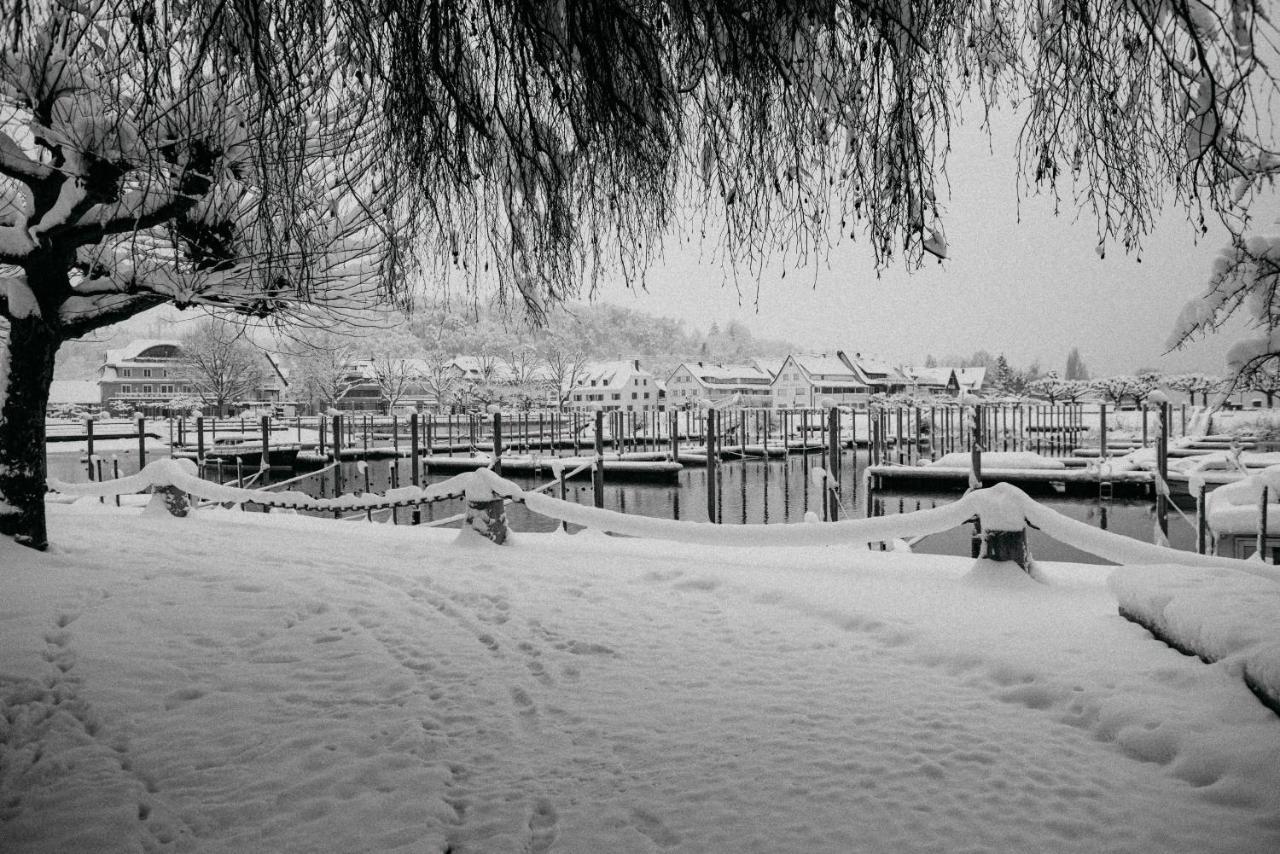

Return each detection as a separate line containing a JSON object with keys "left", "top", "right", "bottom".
{"left": 48, "top": 444, "right": 1198, "bottom": 564}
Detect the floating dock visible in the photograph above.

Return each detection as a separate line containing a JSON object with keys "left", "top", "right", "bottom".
{"left": 420, "top": 455, "right": 682, "bottom": 483}
{"left": 866, "top": 463, "right": 1155, "bottom": 496}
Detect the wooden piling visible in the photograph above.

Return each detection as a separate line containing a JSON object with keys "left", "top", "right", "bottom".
{"left": 137, "top": 415, "right": 147, "bottom": 467}
{"left": 1196, "top": 481, "right": 1207, "bottom": 555}
{"left": 85, "top": 418, "right": 95, "bottom": 480}
{"left": 706, "top": 409, "right": 718, "bottom": 523}
{"left": 1156, "top": 401, "right": 1169, "bottom": 539}
{"left": 332, "top": 414, "right": 344, "bottom": 498}
{"left": 1258, "top": 486, "right": 1269, "bottom": 562}
{"left": 593, "top": 411, "right": 605, "bottom": 509}
{"left": 492, "top": 413, "right": 504, "bottom": 476}
{"left": 827, "top": 406, "right": 841, "bottom": 521}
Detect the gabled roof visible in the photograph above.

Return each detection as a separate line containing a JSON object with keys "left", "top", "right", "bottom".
{"left": 103, "top": 339, "right": 182, "bottom": 364}
{"left": 903, "top": 366, "right": 953, "bottom": 387}
{"left": 789, "top": 353, "right": 866, "bottom": 382}
{"left": 573, "top": 360, "right": 651, "bottom": 390}
{"left": 672, "top": 362, "right": 772, "bottom": 386}
{"left": 448, "top": 355, "right": 516, "bottom": 384}
{"left": 847, "top": 354, "right": 910, "bottom": 385}
{"left": 955, "top": 367, "right": 986, "bottom": 390}
{"left": 751, "top": 357, "right": 787, "bottom": 379}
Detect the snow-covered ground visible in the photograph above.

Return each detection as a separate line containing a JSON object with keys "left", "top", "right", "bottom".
{"left": 2, "top": 503, "right": 1279, "bottom": 853}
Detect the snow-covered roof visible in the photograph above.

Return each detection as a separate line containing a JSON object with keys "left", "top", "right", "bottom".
{"left": 789, "top": 354, "right": 866, "bottom": 382}
{"left": 103, "top": 339, "right": 183, "bottom": 365}
{"left": 573, "top": 360, "right": 652, "bottom": 391}
{"left": 448, "top": 355, "right": 516, "bottom": 384}
{"left": 903, "top": 366, "right": 953, "bottom": 387}
{"left": 849, "top": 354, "right": 910, "bottom": 385}
{"left": 49, "top": 379, "right": 100, "bottom": 404}
{"left": 752, "top": 358, "right": 787, "bottom": 379}
{"left": 672, "top": 362, "right": 772, "bottom": 387}
{"left": 956, "top": 367, "right": 986, "bottom": 390}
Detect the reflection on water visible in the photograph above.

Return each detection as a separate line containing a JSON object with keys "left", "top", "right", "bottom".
{"left": 46, "top": 446, "right": 1196, "bottom": 565}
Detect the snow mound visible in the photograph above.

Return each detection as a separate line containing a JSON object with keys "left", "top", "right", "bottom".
{"left": 1110, "top": 564, "right": 1280, "bottom": 713}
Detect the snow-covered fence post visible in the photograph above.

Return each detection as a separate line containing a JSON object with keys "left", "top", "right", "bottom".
{"left": 137, "top": 415, "right": 147, "bottom": 467}
{"left": 332, "top": 414, "right": 344, "bottom": 498}
{"left": 491, "top": 412, "right": 504, "bottom": 476}
{"left": 705, "top": 408, "right": 718, "bottom": 523}
{"left": 464, "top": 472, "right": 508, "bottom": 544}
{"left": 826, "top": 404, "right": 841, "bottom": 521}
{"left": 1196, "top": 480, "right": 1208, "bottom": 555}
{"left": 157, "top": 485, "right": 192, "bottom": 517}
{"left": 976, "top": 488, "right": 1032, "bottom": 572}
{"left": 1149, "top": 391, "right": 1170, "bottom": 538}
{"left": 85, "top": 418, "right": 95, "bottom": 480}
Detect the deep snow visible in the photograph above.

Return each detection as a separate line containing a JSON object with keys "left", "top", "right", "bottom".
{"left": 1, "top": 502, "right": 1279, "bottom": 853}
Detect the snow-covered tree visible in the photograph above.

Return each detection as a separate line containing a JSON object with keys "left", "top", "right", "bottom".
{"left": 1091, "top": 376, "right": 1143, "bottom": 407}
{"left": 1241, "top": 359, "right": 1280, "bottom": 407}
{"left": 991, "top": 355, "right": 1012, "bottom": 394}
{"left": 0, "top": 6, "right": 408, "bottom": 547}
{"left": 1064, "top": 348, "right": 1089, "bottom": 381}
{"left": 1027, "top": 371, "right": 1067, "bottom": 404}
{"left": 178, "top": 320, "right": 267, "bottom": 416}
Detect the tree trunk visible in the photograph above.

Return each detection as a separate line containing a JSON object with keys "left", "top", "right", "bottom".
{"left": 0, "top": 315, "right": 61, "bottom": 550}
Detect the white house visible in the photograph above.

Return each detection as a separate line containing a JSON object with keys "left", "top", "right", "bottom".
{"left": 98, "top": 339, "right": 289, "bottom": 415}
{"left": 850, "top": 353, "right": 912, "bottom": 396}
{"left": 903, "top": 366, "right": 987, "bottom": 397}
{"left": 769, "top": 353, "right": 873, "bottom": 409}
{"left": 665, "top": 362, "right": 773, "bottom": 409}
{"left": 567, "top": 360, "right": 662, "bottom": 413}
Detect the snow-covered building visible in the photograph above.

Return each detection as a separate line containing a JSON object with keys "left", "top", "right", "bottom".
{"left": 665, "top": 362, "right": 773, "bottom": 410}
{"left": 567, "top": 360, "right": 663, "bottom": 413}
{"left": 769, "top": 353, "right": 873, "bottom": 409}
{"left": 849, "top": 354, "right": 913, "bottom": 396}
{"left": 98, "top": 339, "right": 289, "bottom": 415}
{"left": 903, "top": 366, "right": 987, "bottom": 398}
{"left": 446, "top": 355, "right": 516, "bottom": 386}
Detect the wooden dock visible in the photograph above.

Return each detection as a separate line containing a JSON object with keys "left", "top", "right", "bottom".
{"left": 420, "top": 455, "right": 682, "bottom": 483}
{"left": 866, "top": 463, "right": 1155, "bottom": 496}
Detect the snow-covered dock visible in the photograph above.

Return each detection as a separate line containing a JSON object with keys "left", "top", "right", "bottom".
{"left": 420, "top": 454, "right": 683, "bottom": 482}
{"left": 867, "top": 452, "right": 1155, "bottom": 496}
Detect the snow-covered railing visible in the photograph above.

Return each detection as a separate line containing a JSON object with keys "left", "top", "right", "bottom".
{"left": 49, "top": 458, "right": 472, "bottom": 514}
{"left": 46, "top": 459, "right": 1280, "bottom": 582}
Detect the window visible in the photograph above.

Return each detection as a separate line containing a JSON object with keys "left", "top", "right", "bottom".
{"left": 644, "top": 392, "right": 650, "bottom": 399}
{"left": 120, "top": 384, "right": 131, "bottom": 393}
{"left": 161, "top": 385, "right": 174, "bottom": 394}
{"left": 119, "top": 368, "right": 131, "bottom": 377}
{"left": 612, "top": 393, "right": 621, "bottom": 401}
{"left": 574, "top": 394, "right": 582, "bottom": 401}
{"left": 143, "top": 385, "right": 153, "bottom": 394}
{"left": 631, "top": 392, "right": 637, "bottom": 399}
{"left": 143, "top": 369, "right": 152, "bottom": 378}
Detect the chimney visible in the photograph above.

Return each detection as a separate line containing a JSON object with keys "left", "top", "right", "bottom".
{"left": 633, "top": 359, "right": 640, "bottom": 371}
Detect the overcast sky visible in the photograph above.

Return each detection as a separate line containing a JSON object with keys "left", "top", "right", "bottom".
{"left": 582, "top": 120, "right": 1270, "bottom": 378}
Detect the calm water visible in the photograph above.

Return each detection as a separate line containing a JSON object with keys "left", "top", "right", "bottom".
{"left": 48, "top": 445, "right": 1198, "bottom": 564}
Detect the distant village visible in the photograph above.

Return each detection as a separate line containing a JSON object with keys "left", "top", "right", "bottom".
{"left": 44, "top": 338, "right": 1264, "bottom": 418}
